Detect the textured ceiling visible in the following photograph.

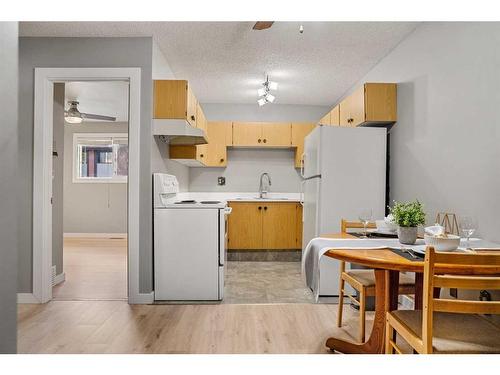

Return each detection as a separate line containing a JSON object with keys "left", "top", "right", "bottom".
{"left": 65, "top": 81, "right": 129, "bottom": 122}
{"left": 20, "top": 22, "right": 419, "bottom": 106}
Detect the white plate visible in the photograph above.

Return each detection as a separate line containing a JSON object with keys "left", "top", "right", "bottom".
{"left": 410, "top": 245, "right": 428, "bottom": 255}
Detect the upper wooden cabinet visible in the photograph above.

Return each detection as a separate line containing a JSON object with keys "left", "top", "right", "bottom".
{"left": 170, "top": 121, "right": 232, "bottom": 167}
{"left": 153, "top": 80, "right": 198, "bottom": 127}
{"left": 319, "top": 111, "right": 331, "bottom": 126}
{"left": 318, "top": 105, "right": 340, "bottom": 126}
{"left": 195, "top": 103, "right": 207, "bottom": 137}
{"left": 330, "top": 105, "right": 340, "bottom": 126}
{"left": 232, "top": 122, "right": 292, "bottom": 147}
{"left": 291, "top": 123, "right": 316, "bottom": 168}
{"left": 227, "top": 201, "right": 302, "bottom": 250}
{"left": 339, "top": 83, "right": 397, "bottom": 127}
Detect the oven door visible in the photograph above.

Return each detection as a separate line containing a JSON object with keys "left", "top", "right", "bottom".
{"left": 219, "top": 206, "right": 232, "bottom": 266}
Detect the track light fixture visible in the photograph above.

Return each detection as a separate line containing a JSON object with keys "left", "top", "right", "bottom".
{"left": 257, "top": 75, "right": 278, "bottom": 106}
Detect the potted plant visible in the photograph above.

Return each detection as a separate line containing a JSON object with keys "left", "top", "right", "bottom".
{"left": 389, "top": 200, "right": 426, "bottom": 245}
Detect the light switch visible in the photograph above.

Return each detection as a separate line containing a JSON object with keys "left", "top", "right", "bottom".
{"left": 218, "top": 177, "right": 226, "bottom": 186}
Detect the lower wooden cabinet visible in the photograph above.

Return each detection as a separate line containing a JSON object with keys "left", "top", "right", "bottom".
{"left": 227, "top": 201, "right": 303, "bottom": 250}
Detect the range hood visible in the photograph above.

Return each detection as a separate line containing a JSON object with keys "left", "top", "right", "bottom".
{"left": 153, "top": 119, "right": 208, "bottom": 145}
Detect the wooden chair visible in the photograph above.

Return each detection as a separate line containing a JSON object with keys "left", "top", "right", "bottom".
{"left": 337, "top": 219, "right": 416, "bottom": 342}
{"left": 435, "top": 212, "right": 459, "bottom": 235}
{"left": 385, "top": 247, "right": 500, "bottom": 354}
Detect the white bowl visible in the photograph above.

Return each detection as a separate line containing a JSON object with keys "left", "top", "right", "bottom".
{"left": 424, "top": 234, "right": 460, "bottom": 252}
{"left": 376, "top": 220, "right": 397, "bottom": 233}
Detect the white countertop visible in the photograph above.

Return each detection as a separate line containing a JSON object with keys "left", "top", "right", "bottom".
{"left": 174, "top": 192, "right": 301, "bottom": 203}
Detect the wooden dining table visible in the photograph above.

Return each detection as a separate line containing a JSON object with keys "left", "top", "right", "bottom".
{"left": 321, "top": 233, "right": 500, "bottom": 354}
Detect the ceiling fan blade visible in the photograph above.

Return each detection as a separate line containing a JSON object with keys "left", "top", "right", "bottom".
{"left": 253, "top": 22, "right": 274, "bottom": 30}
{"left": 81, "top": 112, "right": 117, "bottom": 122}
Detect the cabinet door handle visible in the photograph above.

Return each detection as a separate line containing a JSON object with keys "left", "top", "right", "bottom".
{"left": 263, "top": 139, "right": 267, "bottom": 143}
{"left": 258, "top": 206, "right": 262, "bottom": 210}
{"left": 220, "top": 158, "right": 224, "bottom": 163}
{"left": 190, "top": 115, "right": 196, "bottom": 121}
{"left": 258, "top": 139, "right": 262, "bottom": 143}
{"left": 200, "top": 154, "right": 204, "bottom": 158}
{"left": 264, "top": 206, "right": 268, "bottom": 210}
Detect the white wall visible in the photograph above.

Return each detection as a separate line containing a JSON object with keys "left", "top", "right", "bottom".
{"left": 354, "top": 22, "right": 500, "bottom": 242}
{"left": 151, "top": 41, "right": 190, "bottom": 191}
{"left": 189, "top": 103, "right": 329, "bottom": 192}
{"left": 63, "top": 122, "right": 128, "bottom": 234}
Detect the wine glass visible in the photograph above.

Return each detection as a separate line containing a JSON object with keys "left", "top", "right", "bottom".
{"left": 358, "top": 209, "right": 373, "bottom": 238}
{"left": 459, "top": 216, "right": 476, "bottom": 249}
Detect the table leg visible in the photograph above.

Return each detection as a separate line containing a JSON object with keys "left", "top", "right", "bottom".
{"left": 414, "top": 273, "right": 423, "bottom": 310}
{"left": 326, "top": 269, "right": 400, "bottom": 354}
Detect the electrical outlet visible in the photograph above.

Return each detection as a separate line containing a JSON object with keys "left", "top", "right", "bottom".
{"left": 218, "top": 177, "right": 226, "bottom": 186}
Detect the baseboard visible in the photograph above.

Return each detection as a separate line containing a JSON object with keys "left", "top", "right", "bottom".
{"left": 17, "top": 293, "right": 40, "bottom": 304}
{"left": 129, "top": 292, "right": 154, "bottom": 304}
{"left": 53, "top": 272, "right": 65, "bottom": 286}
{"left": 64, "top": 232, "right": 127, "bottom": 239}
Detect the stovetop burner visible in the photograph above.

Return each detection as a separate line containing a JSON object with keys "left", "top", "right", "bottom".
{"left": 174, "top": 200, "right": 197, "bottom": 204}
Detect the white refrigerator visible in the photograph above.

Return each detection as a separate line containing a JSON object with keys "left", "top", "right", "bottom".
{"left": 301, "top": 126, "right": 387, "bottom": 296}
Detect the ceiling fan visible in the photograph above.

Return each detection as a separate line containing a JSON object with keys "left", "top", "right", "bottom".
{"left": 252, "top": 22, "right": 274, "bottom": 30}
{"left": 64, "top": 100, "right": 116, "bottom": 124}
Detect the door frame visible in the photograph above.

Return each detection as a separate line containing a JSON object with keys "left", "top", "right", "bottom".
{"left": 31, "top": 67, "right": 146, "bottom": 304}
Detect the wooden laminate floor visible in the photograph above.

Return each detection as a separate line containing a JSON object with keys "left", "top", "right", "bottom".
{"left": 52, "top": 237, "right": 128, "bottom": 301}
{"left": 17, "top": 301, "right": 373, "bottom": 354}
{"left": 22, "top": 237, "right": 379, "bottom": 353}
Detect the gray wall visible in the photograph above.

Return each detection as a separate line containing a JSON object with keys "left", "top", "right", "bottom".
{"left": 18, "top": 37, "right": 154, "bottom": 293}
{"left": 63, "top": 122, "right": 128, "bottom": 234}
{"left": 189, "top": 103, "right": 328, "bottom": 192}
{"left": 52, "top": 84, "right": 65, "bottom": 276}
{"left": 0, "top": 22, "right": 18, "bottom": 354}
{"left": 354, "top": 22, "right": 500, "bottom": 242}
{"left": 190, "top": 149, "right": 302, "bottom": 192}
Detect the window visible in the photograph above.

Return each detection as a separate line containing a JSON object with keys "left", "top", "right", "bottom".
{"left": 73, "top": 133, "right": 128, "bottom": 183}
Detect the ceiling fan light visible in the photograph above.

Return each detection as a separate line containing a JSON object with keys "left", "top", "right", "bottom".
{"left": 265, "top": 93, "right": 275, "bottom": 103}
{"left": 257, "top": 87, "right": 267, "bottom": 97}
{"left": 65, "top": 101, "right": 83, "bottom": 124}
{"left": 257, "top": 98, "right": 267, "bottom": 106}
{"left": 65, "top": 114, "right": 83, "bottom": 124}
{"left": 268, "top": 81, "right": 278, "bottom": 90}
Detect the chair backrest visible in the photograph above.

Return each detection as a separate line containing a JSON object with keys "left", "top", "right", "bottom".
{"left": 421, "top": 247, "right": 500, "bottom": 353}
{"left": 435, "top": 212, "right": 459, "bottom": 235}
{"left": 340, "top": 219, "right": 376, "bottom": 233}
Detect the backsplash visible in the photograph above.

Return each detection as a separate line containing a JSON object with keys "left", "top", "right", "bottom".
{"left": 188, "top": 148, "right": 302, "bottom": 193}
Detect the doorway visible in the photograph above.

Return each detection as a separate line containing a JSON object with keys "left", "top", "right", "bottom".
{"left": 32, "top": 68, "right": 145, "bottom": 304}
{"left": 51, "top": 81, "right": 129, "bottom": 301}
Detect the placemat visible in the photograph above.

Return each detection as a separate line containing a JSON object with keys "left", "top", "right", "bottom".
{"left": 389, "top": 247, "right": 424, "bottom": 261}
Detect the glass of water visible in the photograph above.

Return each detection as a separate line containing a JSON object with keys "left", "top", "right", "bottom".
{"left": 359, "top": 209, "right": 373, "bottom": 238}
{"left": 459, "top": 216, "right": 476, "bottom": 248}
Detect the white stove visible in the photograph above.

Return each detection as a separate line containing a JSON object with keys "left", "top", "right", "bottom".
{"left": 153, "top": 173, "right": 230, "bottom": 301}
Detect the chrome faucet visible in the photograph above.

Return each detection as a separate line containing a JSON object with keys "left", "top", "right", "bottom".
{"left": 259, "top": 173, "right": 272, "bottom": 198}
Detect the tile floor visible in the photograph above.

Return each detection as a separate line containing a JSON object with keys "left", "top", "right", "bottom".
{"left": 224, "top": 261, "right": 315, "bottom": 304}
